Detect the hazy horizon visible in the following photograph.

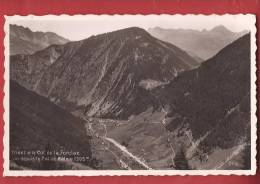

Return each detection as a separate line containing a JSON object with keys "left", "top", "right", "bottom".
{"left": 7, "top": 15, "right": 254, "bottom": 41}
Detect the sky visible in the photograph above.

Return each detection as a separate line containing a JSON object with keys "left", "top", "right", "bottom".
{"left": 7, "top": 14, "right": 255, "bottom": 41}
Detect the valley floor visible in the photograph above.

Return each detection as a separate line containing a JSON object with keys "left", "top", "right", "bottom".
{"left": 79, "top": 108, "right": 249, "bottom": 170}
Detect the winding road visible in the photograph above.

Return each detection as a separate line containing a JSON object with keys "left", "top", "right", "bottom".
{"left": 84, "top": 117, "right": 152, "bottom": 170}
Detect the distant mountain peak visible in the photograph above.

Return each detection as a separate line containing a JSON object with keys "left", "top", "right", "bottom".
{"left": 211, "top": 25, "right": 232, "bottom": 33}
{"left": 110, "top": 27, "right": 151, "bottom": 38}
{"left": 10, "top": 24, "right": 29, "bottom": 30}
{"left": 10, "top": 24, "right": 70, "bottom": 55}
{"left": 148, "top": 26, "right": 246, "bottom": 60}
{"left": 121, "top": 26, "right": 146, "bottom": 32}
{"left": 10, "top": 24, "right": 70, "bottom": 41}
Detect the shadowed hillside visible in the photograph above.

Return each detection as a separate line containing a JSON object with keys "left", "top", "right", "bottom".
{"left": 153, "top": 34, "right": 251, "bottom": 161}
{"left": 10, "top": 80, "right": 96, "bottom": 170}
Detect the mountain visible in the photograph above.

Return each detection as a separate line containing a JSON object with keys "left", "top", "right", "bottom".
{"left": 9, "top": 26, "right": 251, "bottom": 170}
{"left": 10, "top": 27, "right": 199, "bottom": 119}
{"left": 152, "top": 34, "right": 251, "bottom": 169}
{"left": 10, "top": 24, "right": 70, "bottom": 55}
{"left": 148, "top": 25, "right": 248, "bottom": 61}
{"left": 10, "top": 80, "right": 95, "bottom": 170}
{"left": 84, "top": 34, "right": 251, "bottom": 170}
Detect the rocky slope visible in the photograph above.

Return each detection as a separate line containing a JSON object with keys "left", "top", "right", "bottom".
{"left": 10, "top": 80, "right": 95, "bottom": 170}
{"left": 10, "top": 27, "right": 199, "bottom": 119}
{"left": 10, "top": 24, "right": 69, "bottom": 55}
{"left": 152, "top": 34, "right": 251, "bottom": 169}
{"left": 148, "top": 25, "right": 247, "bottom": 61}
{"left": 95, "top": 34, "right": 251, "bottom": 170}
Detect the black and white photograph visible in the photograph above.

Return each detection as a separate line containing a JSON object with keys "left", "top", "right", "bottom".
{"left": 4, "top": 15, "right": 257, "bottom": 176}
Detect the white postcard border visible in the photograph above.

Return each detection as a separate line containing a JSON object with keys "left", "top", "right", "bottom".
{"left": 3, "top": 14, "right": 257, "bottom": 176}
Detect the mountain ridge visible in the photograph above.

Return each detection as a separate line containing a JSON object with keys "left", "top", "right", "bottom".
{"left": 147, "top": 25, "right": 248, "bottom": 60}
{"left": 152, "top": 33, "right": 250, "bottom": 154}
{"left": 10, "top": 27, "right": 199, "bottom": 119}
{"left": 10, "top": 24, "right": 70, "bottom": 55}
